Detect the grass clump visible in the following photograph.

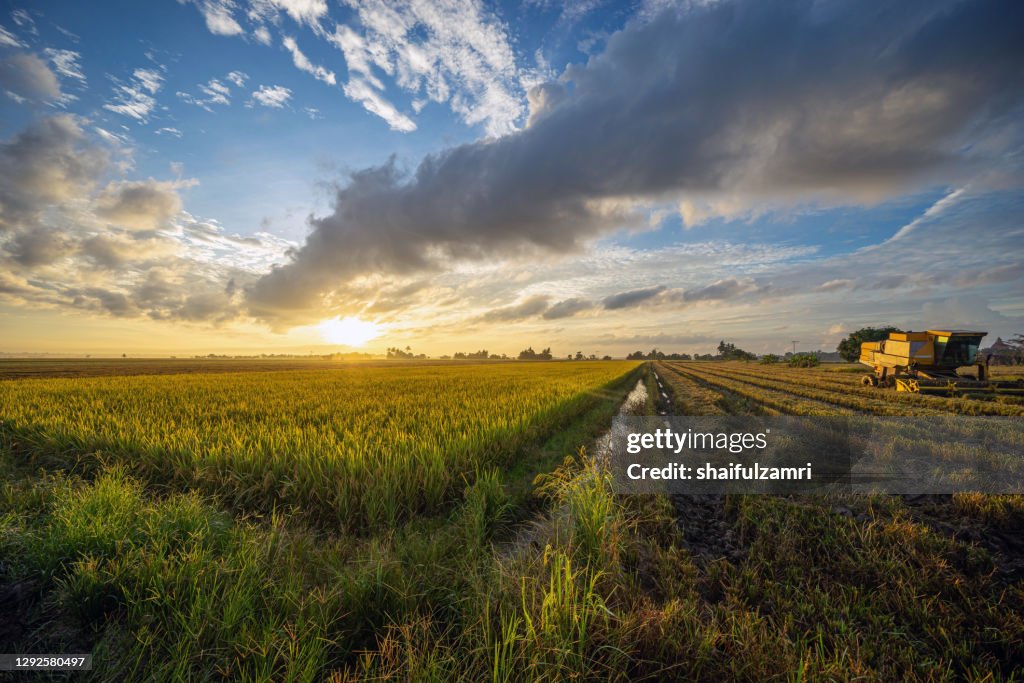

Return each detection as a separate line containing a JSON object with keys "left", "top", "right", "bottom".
{"left": 1, "top": 468, "right": 342, "bottom": 680}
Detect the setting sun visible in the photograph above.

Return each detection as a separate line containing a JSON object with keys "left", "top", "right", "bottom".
{"left": 318, "top": 317, "right": 382, "bottom": 347}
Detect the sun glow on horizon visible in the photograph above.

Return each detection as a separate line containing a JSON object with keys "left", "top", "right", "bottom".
{"left": 318, "top": 317, "right": 383, "bottom": 347}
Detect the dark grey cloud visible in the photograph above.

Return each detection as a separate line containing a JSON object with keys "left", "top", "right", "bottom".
{"left": 94, "top": 180, "right": 182, "bottom": 231}
{"left": 0, "top": 53, "right": 60, "bottom": 101}
{"left": 543, "top": 297, "right": 593, "bottom": 319}
{"left": 4, "top": 228, "right": 73, "bottom": 266}
{"left": 79, "top": 235, "right": 128, "bottom": 268}
{"left": 953, "top": 263, "right": 1023, "bottom": 287}
{"left": 479, "top": 294, "right": 551, "bottom": 322}
{"left": 133, "top": 270, "right": 181, "bottom": 309}
{"left": 175, "top": 291, "right": 235, "bottom": 322}
{"left": 64, "top": 286, "right": 138, "bottom": 317}
{"left": 0, "top": 115, "right": 107, "bottom": 232}
{"left": 679, "top": 278, "right": 758, "bottom": 302}
{"left": 601, "top": 278, "right": 760, "bottom": 312}
{"left": 248, "top": 0, "right": 1024, "bottom": 320}
{"left": 363, "top": 280, "right": 431, "bottom": 315}
{"left": 862, "top": 275, "right": 908, "bottom": 291}
{"left": 603, "top": 286, "right": 666, "bottom": 310}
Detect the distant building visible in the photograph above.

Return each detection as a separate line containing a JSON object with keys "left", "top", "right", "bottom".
{"left": 981, "top": 337, "right": 1021, "bottom": 365}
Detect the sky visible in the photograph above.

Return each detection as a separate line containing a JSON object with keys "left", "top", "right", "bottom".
{"left": 0, "top": 0, "right": 1022, "bottom": 357}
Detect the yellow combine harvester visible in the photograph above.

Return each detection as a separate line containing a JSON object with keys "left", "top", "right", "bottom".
{"left": 859, "top": 330, "right": 1024, "bottom": 395}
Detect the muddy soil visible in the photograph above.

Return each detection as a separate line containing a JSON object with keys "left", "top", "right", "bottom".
{"left": 649, "top": 369, "right": 742, "bottom": 565}
{"left": 653, "top": 368, "right": 1024, "bottom": 578}
{"left": 900, "top": 495, "right": 1024, "bottom": 582}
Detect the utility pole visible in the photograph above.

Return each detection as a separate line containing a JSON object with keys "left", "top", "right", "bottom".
{"left": 791, "top": 340, "right": 799, "bottom": 354}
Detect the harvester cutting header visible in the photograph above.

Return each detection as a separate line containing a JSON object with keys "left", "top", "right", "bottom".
{"left": 859, "top": 330, "right": 1024, "bottom": 396}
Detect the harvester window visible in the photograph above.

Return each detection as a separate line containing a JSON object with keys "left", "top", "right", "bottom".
{"left": 940, "top": 338, "right": 979, "bottom": 366}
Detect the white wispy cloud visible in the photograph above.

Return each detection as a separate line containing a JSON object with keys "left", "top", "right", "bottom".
{"left": 189, "top": 0, "right": 244, "bottom": 36}
{"left": 55, "top": 25, "right": 79, "bottom": 42}
{"left": 201, "top": 78, "right": 231, "bottom": 104}
{"left": 134, "top": 68, "right": 163, "bottom": 94}
{"left": 0, "top": 25, "right": 24, "bottom": 48}
{"left": 267, "top": 0, "right": 327, "bottom": 26}
{"left": 104, "top": 67, "right": 164, "bottom": 122}
{"left": 253, "top": 25, "right": 272, "bottom": 45}
{"left": 11, "top": 9, "right": 37, "bottom": 36}
{"left": 342, "top": 78, "right": 415, "bottom": 132}
{"left": 177, "top": 72, "right": 246, "bottom": 111}
{"left": 327, "top": 0, "right": 524, "bottom": 136}
{"left": 179, "top": 0, "right": 524, "bottom": 135}
{"left": 94, "top": 126, "right": 130, "bottom": 145}
{"left": 156, "top": 127, "right": 184, "bottom": 137}
{"left": 282, "top": 35, "right": 336, "bottom": 85}
{"left": 250, "top": 84, "right": 292, "bottom": 108}
{"left": 44, "top": 49, "right": 86, "bottom": 84}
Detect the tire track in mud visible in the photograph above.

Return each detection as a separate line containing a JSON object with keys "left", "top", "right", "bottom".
{"left": 681, "top": 364, "right": 860, "bottom": 415}
{"left": 656, "top": 362, "right": 767, "bottom": 415}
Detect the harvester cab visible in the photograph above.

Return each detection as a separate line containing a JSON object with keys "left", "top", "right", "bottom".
{"left": 859, "top": 330, "right": 1023, "bottom": 395}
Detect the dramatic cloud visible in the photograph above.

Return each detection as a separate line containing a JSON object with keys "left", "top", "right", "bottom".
{"left": 0, "top": 53, "right": 61, "bottom": 101}
{"left": 249, "top": 0, "right": 1024, "bottom": 321}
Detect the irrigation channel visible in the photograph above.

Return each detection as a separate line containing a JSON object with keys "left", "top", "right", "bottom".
{"left": 500, "top": 377, "right": 649, "bottom": 560}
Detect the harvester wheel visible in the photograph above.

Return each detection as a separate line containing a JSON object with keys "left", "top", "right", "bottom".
{"left": 861, "top": 375, "right": 878, "bottom": 387}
